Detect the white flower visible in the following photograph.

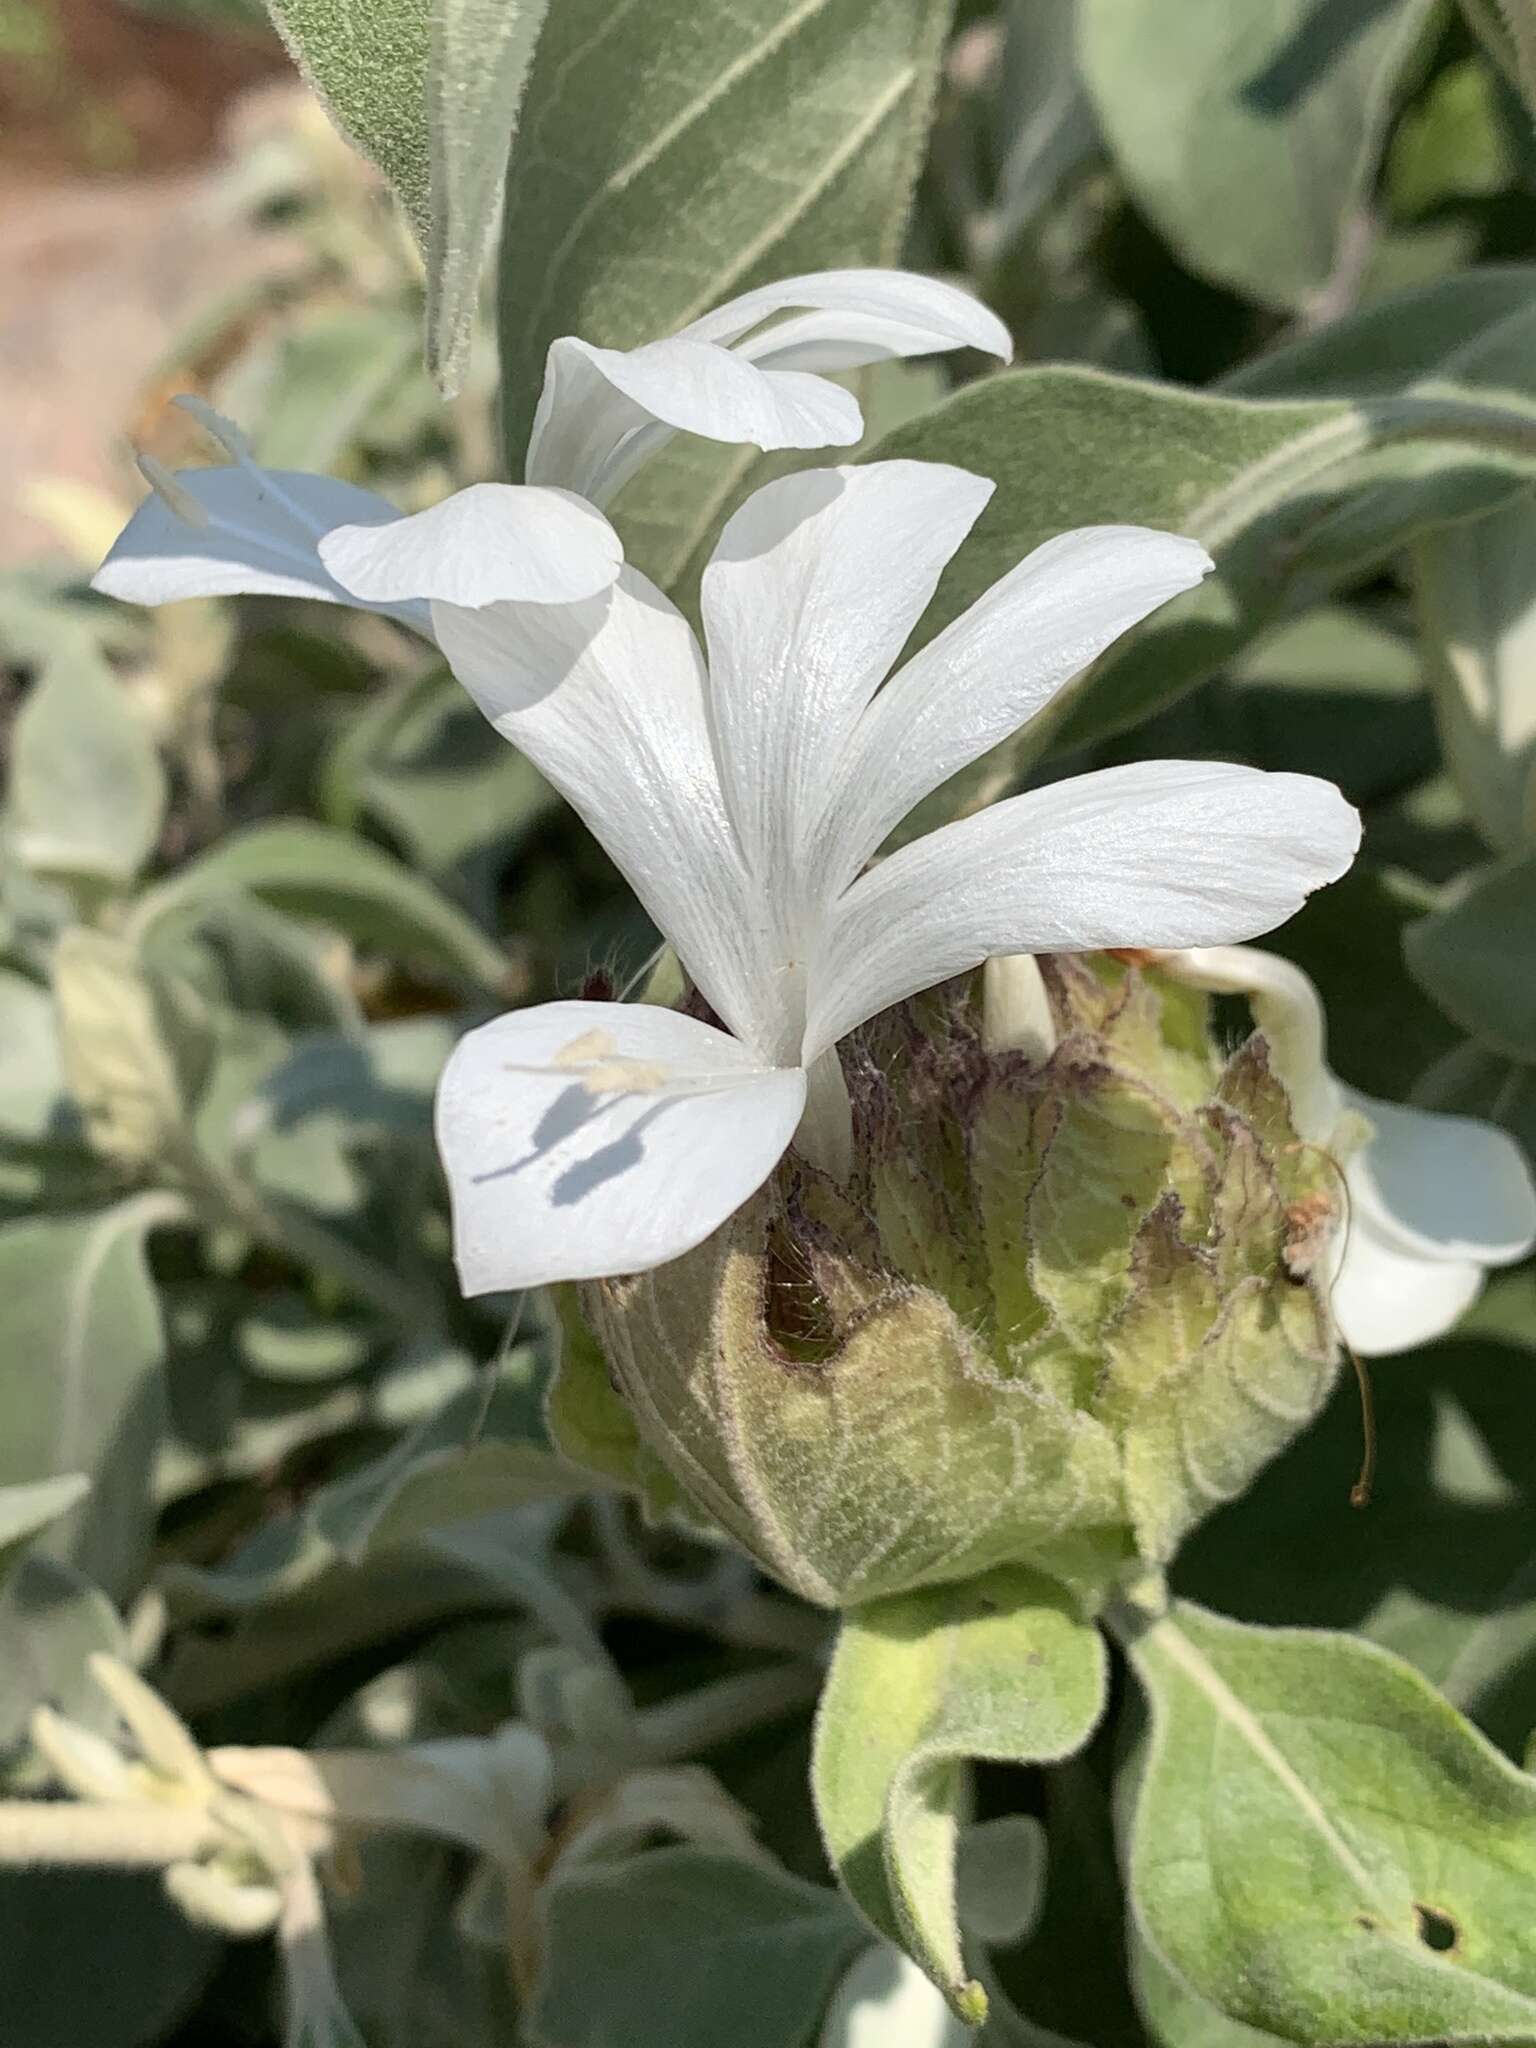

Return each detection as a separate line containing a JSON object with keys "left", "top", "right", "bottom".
{"left": 1157, "top": 946, "right": 1536, "bottom": 1356}
{"left": 90, "top": 271, "right": 1010, "bottom": 622}
{"left": 428, "top": 459, "right": 1361, "bottom": 1293}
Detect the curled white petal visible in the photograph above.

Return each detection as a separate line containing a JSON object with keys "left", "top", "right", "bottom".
{"left": 527, "top": 334, "right": 861, "bottom": 500}
{"left": 525, "top": 269, "right": 1009, "bottom": 502}
{"left": 1153, "top": 944, "right": 1345, "bottom": 1138}
{"left": 1154, "top": 946, "right": 1536, "bottom": 1356}
{"left": 683, "top": 268, "right": 1012, "bottom": 359}
{"left": 1331, "top": 1223, "right": 1487, "bottom": 1359}
{"left": 435, "top": 1001, "right": 807, "bottom": 1292}
{"left": 319, "top": 483, "right": 621, "bottom": 608}
{"left": 1344, "top": 1089, "right": 1536, "bottom": 1266}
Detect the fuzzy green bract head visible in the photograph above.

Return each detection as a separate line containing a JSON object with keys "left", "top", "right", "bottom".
{"left": 550, "top": 957, "right": 1341, "bottom": 1611}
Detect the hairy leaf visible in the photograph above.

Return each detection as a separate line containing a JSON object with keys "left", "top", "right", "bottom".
{"left": 1080, "top": 0, "right": 1435, "bottom": 311}
{"left": 132, "top": 820, "right": 512, "bottom": 993}
{"left": 9, "top": 648, "right": 165, "bottom": 887}
{"left": 814, "top": 1568, "right": 1107, "bottom": 2021}
{"left": 0, "top": 1197, "right": 176, "bottom": 1597}
{"left": 1125, "top": 1601, "right": 1536, "bottom": 2040}
{"left": 535, "top": 1847, "right": 867, "bottom": 2048}
{"left": 497, "top": 0, "right": 955, "bottom": 470}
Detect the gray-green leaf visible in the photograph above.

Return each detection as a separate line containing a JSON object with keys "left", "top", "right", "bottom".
{"left": 813, "top": 1567, "right": 1107, "bottom": 2022}
{"left": 1404, "top": 853, "right": 1536, "bottom": 1060}
{"left": 132, "top": 820, "right": 512, "bottom": 993}
{"left": 534, "top": 1846, "right": 868, "bottom": 2048}
{"left": 1413, "top": 497, "right": 1536, "bottom": 854}
{"left": 9, "top": 647, "right": 166, "bottom": 887}
{"left": 427, "top": 0, "right": 551, "bottom": 393}
{"left": 0, "top": 1196, "right": 177, "bottom": 1597}
{"left": 1124, "top": 1600, "right": 1536, "bottom": 2041}
{"left": 261, "top": 0, "right": 552, "bottom": 393}
{"left": 1079, "top": 0, "right": 1435, "bottom": 312}
{"left": 497, "top": 0, "right": 956, "bottom": 472}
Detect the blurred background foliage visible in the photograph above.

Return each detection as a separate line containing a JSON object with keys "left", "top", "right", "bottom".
{"left": 6, "top": 0, "right": 1536, "bottom": 2043}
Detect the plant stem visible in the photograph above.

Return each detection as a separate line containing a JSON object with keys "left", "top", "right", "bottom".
{"left": 0, "top": 1801, "right": 221, "bottom": 1868}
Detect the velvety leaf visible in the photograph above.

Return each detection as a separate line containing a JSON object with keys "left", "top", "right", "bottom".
{"left": 1226, "top": 262, "right": 1536, "bottom": 399}
{"left": 0, "top": 1475, "right": 90, "bottom": 1584}
{"left": 157, "top": 1349, "right": 578, "bottom": 1659}
{"left": 1125, "top": 1600, "right": 1536, "bottom": 2040}
{"left": 1178, "top": 1325, "right": 1536, "bottom": 1762}
{"left": 0, "top": 1553, "right": 126, "bottom": 1755}
{"left": 322, "top": 661, "right": 560, "bottom": 879}
{"left": 1079, "top": 0, "right": 1434, "bottom": 310}
{"left": 813, "top": 1568, "right": 1107, "bottom": 2021}
{"left": 1132, "top": 1928, "right": 1287, "bottom": 2048}
{"left": 133, "top": 820, "right": 513, "bottom": 992}
{"left": 51, "top": 928, "right": 194, "bottom": 1172}
{"left": 263, "top": 0, "right": 431, "bottom": 241}
{"left": 865, "top": 342, "right": 1536, "bottom": 829}
{"left": 497, "top": 0, "right": 956, "bottom": 470}
{"left": 1108, "top": 604, "right": 1435, "bottom": 811}
{"left": 426, "top": 0, "right": 552, "bottom": 393}
{"left": 248, "top": 306, "right": 419, "bottom": 469}
{"left": 534, "top": 1846, "right": 867, "bottom": 2048}
{"left": 1404, "top": 852, "right": 1536, "bottom": 1059}
{"left": 8, "top": 647, "right": 166, "bottom": 886}
{"left": 1413, "top": 499, "right": 1536, "bottom": 853}
{"left": 0, "top": 1196, "right": 176, "bottom": 1597}
{"left": 1388, "top": 58, "right": 1512, "bottom": 217}
{"left": 0, "top": 973, "right": 73, "bottom": 1149}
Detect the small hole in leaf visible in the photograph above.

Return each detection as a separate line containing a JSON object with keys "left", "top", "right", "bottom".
{"left": 1414, "top": 1904, "right": 1459, "bottom": 1954}
{"left": 1354, "top": 1914, "right": 1377, "bottom": 1934}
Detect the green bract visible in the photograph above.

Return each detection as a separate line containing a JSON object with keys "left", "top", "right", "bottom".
{"left": 556, "top": 956, "right": 1341, "bottom": 1609}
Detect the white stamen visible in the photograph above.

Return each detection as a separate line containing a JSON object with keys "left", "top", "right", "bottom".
{"left": 136, "top": 453, "right": 210, "bottom": 530}
{"left": 170, "top": 393, "right": 332, "bottom": 542}
{"left": 172, "top": 394, "right": 254, "bottom": 463}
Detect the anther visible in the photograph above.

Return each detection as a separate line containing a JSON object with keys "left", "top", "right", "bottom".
{"left": 136, "top": 453, "right": 210, "bottom": 530}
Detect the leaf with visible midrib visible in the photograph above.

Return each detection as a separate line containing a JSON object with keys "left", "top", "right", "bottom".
{"left": 496, "top": 0, "right": 955, "bottom": 474}
{"left": 0, "top": 1198, "right": 177, "bottom": 1599}
{"left": 1124, "top": 1600, "right": 1536, "bottom": 2043}
{"left": 1079, "top": 0, "right": 1435, "bottom": 312}
{"left": 813, "top": 1567, "right": 1107, "bottom": 2022}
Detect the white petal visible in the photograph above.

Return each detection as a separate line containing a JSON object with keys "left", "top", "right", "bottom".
{"left": 734, "top": 308, "right": 1005, "bottom": 375}
{"left": 816, "top": 526, "right": 1213, "bottom": 889}
{"left": 700, "top": 462, "right": 993, "bottom": 935}
{"left": 1330, "top": 1222, "right": 1486, "bottom": 1358}
{"left": 435, "top": 1001, "right": 805, "bottom": 1291}
{"left": 319, "top": 484, "right": 621, "bottom": 608}
{"left": 805, "top": 762, "right": 1360, "bottom": 1059}
{"left": 1155, "top": 945, "right": 1345, "bottom": 1139}
{"left": 430, "top": 570, "right": 784, "bottom": 1056}
{"left": 682, "top": 268, "right": 1012, "bottom": 361}
{"left": 524, "top": 335, "right": 652, "bottom": 498}
{"left": 528, "top": 334, "right": 860, "bottom": 501}
{"left": 818, "top": 1945, "right": 974, "bottom": 2048}
{"left": 1344, "top": 1090, "right": 1536, "bottom": 1268}
{"left": 92, "top": 466, "right": 429, "bottom": 633}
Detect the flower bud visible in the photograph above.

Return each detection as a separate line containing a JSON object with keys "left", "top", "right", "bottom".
{"left": 558, "top": 956, "right": 1341, "bottom": 1611}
